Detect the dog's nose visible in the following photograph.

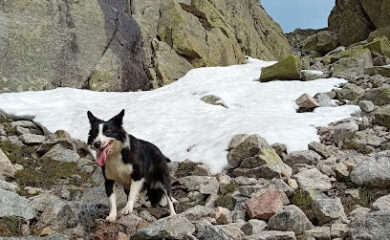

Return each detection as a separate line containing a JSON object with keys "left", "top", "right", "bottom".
{"left": 94, "top": 141, "right": 101, "bottom": 149}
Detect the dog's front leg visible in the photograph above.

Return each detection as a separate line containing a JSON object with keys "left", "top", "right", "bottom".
{"left": 105, "top": 179, "right": 117, "bottom": 222}
{"left": 121, "top": 179, "right": 144, "bottom": 215}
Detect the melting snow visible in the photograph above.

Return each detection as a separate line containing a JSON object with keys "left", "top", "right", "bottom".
{"left": 0, "top": 58, "right": 359, "bottom": 173}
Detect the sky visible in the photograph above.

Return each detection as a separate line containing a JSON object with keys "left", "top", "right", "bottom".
{"left": 261, "top": 0, "right": 335, "bottom": 33}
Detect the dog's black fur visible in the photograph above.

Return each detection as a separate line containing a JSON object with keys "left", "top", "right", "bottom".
{"left": 87, "top": 110, "right": 174, "bottom": 219}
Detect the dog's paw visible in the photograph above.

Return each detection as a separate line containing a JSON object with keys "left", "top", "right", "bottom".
{"left": 120, "top": 207, "right": 132, "bottom": 215}
{"left": 105, "top": 215, "right": 117, "bottom": 222}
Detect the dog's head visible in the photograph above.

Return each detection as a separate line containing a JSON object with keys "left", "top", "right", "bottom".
{"left": 87, "top": 109, "right": 126, "bottom": 166}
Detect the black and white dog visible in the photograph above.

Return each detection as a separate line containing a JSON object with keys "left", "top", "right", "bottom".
{"left": 87, "top": 110, "right": 175, "bottom": 222}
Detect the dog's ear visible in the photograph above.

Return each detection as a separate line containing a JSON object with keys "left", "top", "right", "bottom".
{"left": 87, "top": 111, "right": 99, "bottom": 124}
{"left": 111, "top": 109, "right": 125, "bottom": 126}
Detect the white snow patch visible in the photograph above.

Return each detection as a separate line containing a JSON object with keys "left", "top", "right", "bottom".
{"left": 0, "top": 58, "right": 359, "bottom": 173}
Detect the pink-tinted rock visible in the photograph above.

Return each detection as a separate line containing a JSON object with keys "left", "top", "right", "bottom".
{"left": 245, "top": 190, "right": 283, "bottom": 220}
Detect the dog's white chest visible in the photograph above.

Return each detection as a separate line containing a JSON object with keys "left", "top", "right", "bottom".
{"left": 104, "top": 153, "right": 133, "bottom": 187}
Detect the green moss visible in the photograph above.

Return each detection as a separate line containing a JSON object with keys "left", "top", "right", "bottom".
{"left": 1, "top": 140, "right": 90, "bottom": 197}
{"left": 220, "top": 183, "right": 236, "bottom": 194}
{"left": 290, "top": 189, "right": 312, "bottom": 211}
{"left": 0, "top": 216, "right": 22, "bottom": 237}
{"left": 215, "top": 194, "right": 234, "bottom": 210}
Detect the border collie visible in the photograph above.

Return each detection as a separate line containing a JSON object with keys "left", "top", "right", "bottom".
{"left": 87, "top": 110, "right": 175, "bottom": 222}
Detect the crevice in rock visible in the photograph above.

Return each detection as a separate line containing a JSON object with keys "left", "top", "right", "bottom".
{"left": 179, "top": 3, "right": 213, "bottom": 30}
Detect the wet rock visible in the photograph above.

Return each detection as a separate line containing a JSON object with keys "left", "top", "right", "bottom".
{"left": 227, "top": 134, "right": 270, "bottom": 168}
{"left": 241, "top": 219, "right": 268, "bottom": 235}
{"left": 245, "top": 190, "right": 283, "bottom": 220}
{"left": 42, "top": 143, "right": 80, "bottom": 163}
{"left": 0, "top": 188, "right": 36, "bottom": 220}
{"left": 134, "top": 216, "right": 195, "bottom": 240}
{"left": 268, "top": 205, "right": 313, "bottom": 235}
{"left": 294, "top": 168, "right": 332, "bottom": 191}
{"left": 350, "top": 211, "right": 390, "bottom": 240}
{"left": 0, "top": 149, "right": 15, "bottom": 177}
{"left": 260, "top": 55, "right": 302, "bottom": 82}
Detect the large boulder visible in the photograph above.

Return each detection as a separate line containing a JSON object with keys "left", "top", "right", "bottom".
{"left": 363, "top": 87, "right": 390, "bottom": 106}
{"left": 0, "top": 0, "right": 291, "bottom": 93}
{"left": 268, "top": 205, "right": 313, "bottom": 235}
{"left": 328, "top": 0, "right": 374, "bottom": 46}
{"left": 364, "top": 37, "right": 390, "bottom": 57}
{"left": 374, "top": 106, "right": 390, "bottom": 128}
{"left": 303, "top": 31, "right": 339, "bottom": 55}
{"left": 0, "top": 188, "right": 36, "bottom": 220}
{"left": 350, "top": 211, "right": 390, "bottom": 240}
{"left": 260, "top": 55, "right": 302, "bottom": 82}
{"left": 350, "top": 153, "right": 390, "bottom": 187}
{"left": 361, "top": 0, "right": 390, "bottom": 29}
{"left": 369, "top": 26, "right": 390, "bottom": 42}
{"left": 330, "top": 47, "right": 373, "bottom": 80}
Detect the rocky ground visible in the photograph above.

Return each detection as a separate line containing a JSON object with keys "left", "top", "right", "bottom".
{"left": 1, "top": 35, "right": 390, "bottom": 239}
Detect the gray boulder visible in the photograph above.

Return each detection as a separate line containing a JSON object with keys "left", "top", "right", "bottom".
{"left": 350, "top": 211, "right": 390, "bottom": 240}
{"left": 303, "top": 31, "right": 339, "bottom": 55}
{"left": 245, "top": 231, "right": 296, "bottom": 240}
{"left": 268, "top": 205, "right": 313, "bottom": 235}
{"left": 371, "top": 194, "right": 390, "bottom": 211}
{"left": 0, "top": 149, "right": 15, "bottom": 177}
{"left": 19, "top": 133, "right": 46, "bottom": 145}
{"left": 196, "top": 220, "right": 233, "bottom": 240}
{"left": 337, "top": 83, "right": 365, "bottom": 101}
{"left": 42, "top": 144, "right": 80, "bottom": 163}
{"left": 0, "top": 188, "right": 36, "bottom": 220}
{"left": 363, "top": 86, "right": 390, "bottom": 106}
{"left": 350, "top": 154, "right": 390, "bottom": 187}
{"left": 134, "top": 216, "right": 195, "bottom": 239}
{"left": 227, "top": 134, "right": 270, "bottom": 168}
{"left": 260, "top": 55, "right": 301, "bottom": 82}
{"left": 285, "top": 150, "right": 321, "bottom": 170}
{"left": 294, "top": 168, "right": 332, "bottom": 191}
{"left": 179, "top": 176, "right": 219, "bottom": 195}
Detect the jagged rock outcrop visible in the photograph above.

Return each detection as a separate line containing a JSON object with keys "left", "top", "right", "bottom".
{"left": 0, "top": 0, "right": 291, "bottom": 93}
{"left": 328, "top": 0, "right": 390, "bottom": 46}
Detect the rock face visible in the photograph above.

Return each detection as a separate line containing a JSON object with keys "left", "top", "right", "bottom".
{"left": 0, "top": 0, "right": 291, "bottom": 93}
{"left": 328, "top": 0, "right": 390, "bottom": 47}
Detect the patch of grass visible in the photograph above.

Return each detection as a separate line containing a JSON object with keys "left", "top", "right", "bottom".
{"left": 215, "top": 194, "right": 235, "bottom": 210}
{"left": 0, "top": 216, "right": 23, "bottom": 237}
{"left": 1, "top": 140, "right": 90, "bottom": 197}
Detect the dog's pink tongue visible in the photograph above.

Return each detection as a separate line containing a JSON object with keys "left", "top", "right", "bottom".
{"left": 97, "top": 146, "right": 109, "bottom": 166}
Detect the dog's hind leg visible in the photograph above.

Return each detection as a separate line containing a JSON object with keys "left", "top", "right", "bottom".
{"left": 121, "top": 179, "right": 145, "bottom": 215}
{"left": 163, "top": 190, "right": 176, "bottom": 216}
{"left": 105, "top": 180, "right": 117, "bottom": 222}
